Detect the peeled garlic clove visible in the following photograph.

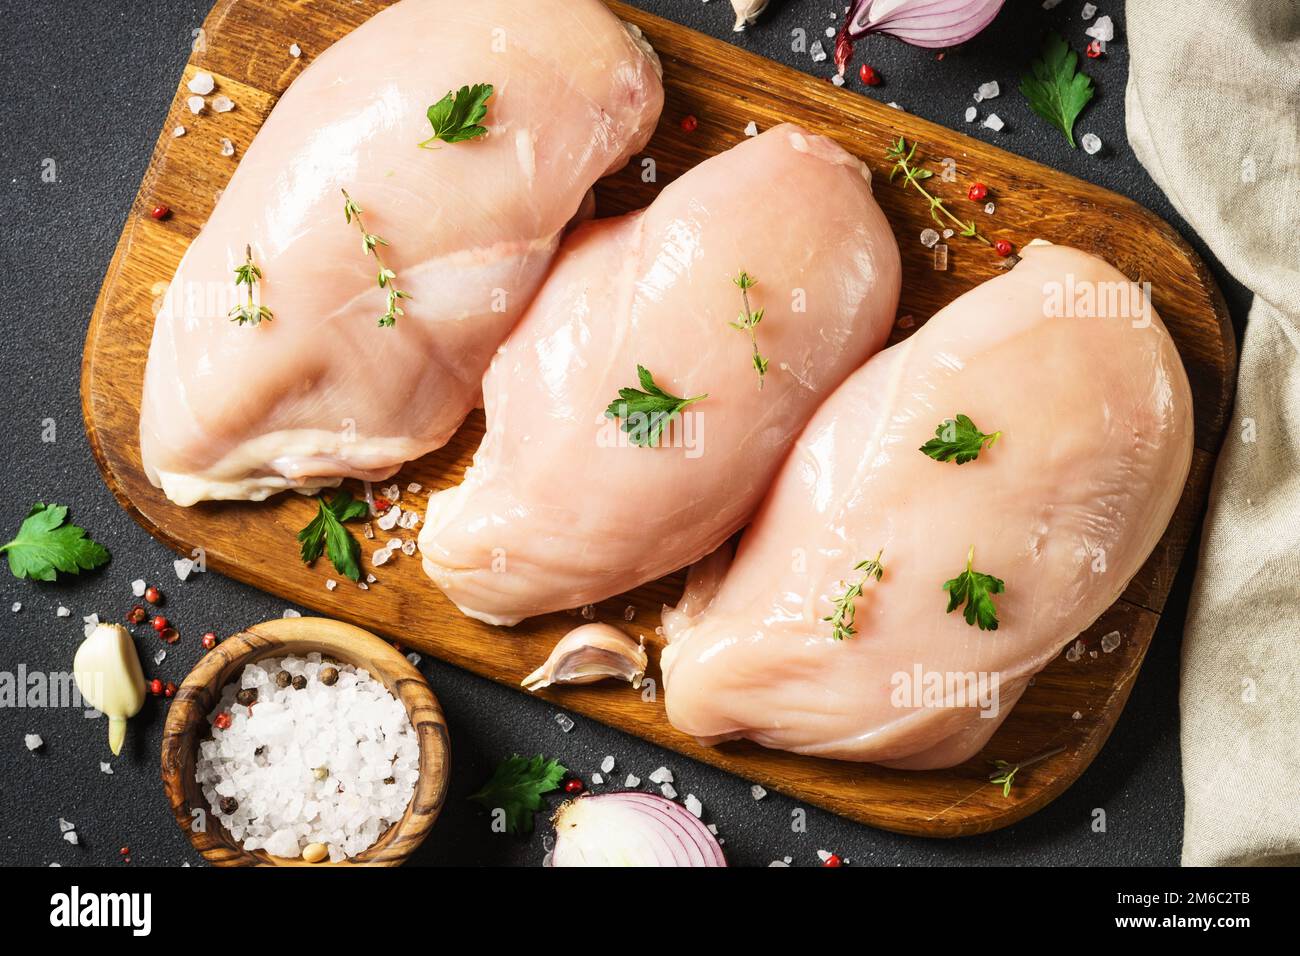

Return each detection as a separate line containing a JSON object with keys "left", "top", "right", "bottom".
{"left": 73, "top": 623, "right": 146, "bottom": 755}
{"left": 522, "top": 623, "right": 648, "bottom": 692}
{"left": 731, "top": 0, "right": 769, "bottom": 31}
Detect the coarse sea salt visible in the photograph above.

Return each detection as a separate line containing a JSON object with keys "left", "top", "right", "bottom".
{"left": 982, "top": 113, "right": 1005, "bottom": 132}
{"left": 1081, "top": 132, "right": 1103, "bottom": 155}
{"left": 600, "top": 754, "right": 616, "bottom": 773}
{"left": 132, "top": 579, "right": 147, "bottom": 597}
{"left": 186, "top": 95, "right": 205, "bottom": 115}
{"left": 187, "top": 71, "right": 215, "bottom": 95}
{"left": 977, "top": 80, "right": 1000, "bottom": 100}
{"left": 1081, "top": 3, "right": 1097, "bottom": 19}
{"left": 195, "top": 654, "right": 419, "bottom": 861}
{"left": 1086, "top": 15, "right": 1114, "bottom": 43}
{"left": 25, "top": 733, "right": 43, "bottom": 751}
{"left": 964, "top": 106, "right": 977, "bottom": 123}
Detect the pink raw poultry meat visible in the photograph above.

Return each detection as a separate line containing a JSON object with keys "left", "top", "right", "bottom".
{"left": 660, "top": 243, "right": 1193, "bottom": 769}
{"left": 419, "top": 125, "right": 901, "bottom": 625}
{"left": 139, "top": 0, "right": 662, "bottom": 505}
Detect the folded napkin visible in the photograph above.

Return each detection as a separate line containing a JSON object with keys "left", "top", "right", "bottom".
{"left": 1126, "top": 0, "right": 1300, "bottom": 865}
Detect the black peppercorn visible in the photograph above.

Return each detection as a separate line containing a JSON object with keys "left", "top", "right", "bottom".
{"left": 319, "top": 665, "right": 339, "bottom": 686}
{"left": 219, "top": 796, "right": 239, "bottom": 815}
{"left": 384, "top": 776, "right": 395, "bottom": 785}
{"left": 291, "top": 675, "right": 307, "bottom": 690}
{"left": 235, "top": 688, "right": 258, "bottom": 706}
{"left": 275, "top": 670, "right": 292, "bottom": 688}
{"left": 254, "top": 746, "right": 265, "bottom": 757}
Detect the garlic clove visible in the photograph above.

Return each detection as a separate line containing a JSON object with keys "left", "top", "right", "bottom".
{"left": 73, "top": 623, "right": 146, "bottom": 755}
{"left": 731, "top": 0, "right": 769, "bottom": 31}
{"left": 522, "top": 623, "right": 648, "bottom": 692}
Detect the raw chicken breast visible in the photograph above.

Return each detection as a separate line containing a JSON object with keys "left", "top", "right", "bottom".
{"left": 661, "top": 243, "right": 1193, "bottom": 768}
{"left": 420, "top": 125, "right": 901, "bottom": 625}
{"left": 140, "top": 0, "right": 663, "bottom": 505}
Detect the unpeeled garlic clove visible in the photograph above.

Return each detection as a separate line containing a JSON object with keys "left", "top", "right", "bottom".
{"left": 522, "top": 623, "right": 648, "bottom": 692}
{"left": 731, "top": 0, "right": 769, "bottom": 31}
{"left": 73, "top": 623, "right": 146, "bottom": 755}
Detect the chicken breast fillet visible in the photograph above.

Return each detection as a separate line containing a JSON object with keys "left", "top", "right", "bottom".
{"left": 140, "top": 0, "right": 663, "bottom": 505}
{"left": 419, "top": 125, "right": 902, "bottom": 625}
{"left": 660, "top": 243, "right": 1194, "bottom": 768}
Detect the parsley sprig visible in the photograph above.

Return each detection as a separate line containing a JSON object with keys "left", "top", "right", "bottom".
{"left": 824, "top": 550, "right": 885, "bottom": 641}
{"left": 2, "top": 503, "right": 109, "bottom": 581}
{"left": 469, "top": 754, "right": 567, "bottom": 836}
{"left": 341, "top": 189, "right": 412, "bottom": 328}
{"left": 1019, "top": 33, "right": 1094, "bottom": 148}
{"left": 419, "top": 83, "right": 494, "bottom": 148}
{"left": 297, "top": 490, "right": 369, "bottom": 582}
{"left": 227, "top": 244, "right": 273, "bottom": 326}
{"left": 886, "top": 138, "right": 991, "bottom": 247}
{"left": 730, "top": 270, "right": 769, "bottom": 388}
{"left": 604, "top": 366, "right": 708, "bottom": 448}
{"left": 920, "top": 414, "right": 1002, "bottom": 465}
{"left": 943, "top": 545, "right": 1006, "bottom": 631}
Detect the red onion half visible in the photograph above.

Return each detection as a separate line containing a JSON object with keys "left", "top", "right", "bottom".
{"left": 548, "top": 792, "right": 727, "bottom": 867}
{"left": 836, "top": 0, "right": 1007, "bottom": 73}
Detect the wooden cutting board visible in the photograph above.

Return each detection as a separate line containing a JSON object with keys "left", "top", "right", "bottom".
{"left": 82, "top": 0, "right": 1234, "bottom": 837}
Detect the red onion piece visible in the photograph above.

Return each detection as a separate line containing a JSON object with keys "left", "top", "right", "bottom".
{"left": 836, "top": 0, "right": 1006, "bottom": 72}
{"left": 548, "top": 792, "right": 727, "bottom": 867}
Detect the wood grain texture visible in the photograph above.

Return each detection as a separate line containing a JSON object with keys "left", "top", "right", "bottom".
{"left": 86, "top": 0, "right": 1235, "bottom": 837}
{"left": 160, "top": 616, "right": 451, "bottom": 866}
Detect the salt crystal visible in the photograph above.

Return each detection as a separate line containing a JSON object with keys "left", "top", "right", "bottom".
{"left": 174, "top": 558, "right": 195, "bottom": 581}
{"left": 942, "top": 228, "right": 954, "bottom": 239}
{"left": 386, "top": 538, "right": 402, "bottom": 551}
{"left": 920, "top": 228, "right": 940, "bottom": 248}
{"left": 744, "top": 121, "right": 759, "bottom": 137}
{"left": 406, "top": 483, "right": 422, "bottom": 494}
{"left": 212, "top": 94, "right": 234, "bottom": 113}
{"left": 363, "top": 522, "right": 374, "bottom": 539}
{"left": 11, "top": 602, "right": 20, "bottom": 613}
{"left": 1090, "top": 649, "right": 1099, "bottom": 658}
{"left": 591, "top": 773, "right": 603, "bottom": 784}
{"left": 581, "top": 604, "right": 596, "bottom": 620}
{"left": 1042, "top": 0, "right": 1063, "bottom": 8}
{"left": 58, "top": 817, "right": 75, "bottom": 832}
{"left": 187, "top": 71, "right": 215, "bottom": 95}
{"left": 186, "top": 95, "right": 205, "bottom": 114}
{"left": 63, "top": 831, "right": 79, "bottom": 845}
{"left": 398, "top": 510, "right": 420, "bottom": 529}
{"left": 376, "top": 507, "right": 400, "bottom": 531}
{"left": 973, "top": 91, "right": 983, "bottom": 103}
{"left": 289, "top": 42, "right": 302, "bottom": 58}
{"left": 769, "top": 860, "right": 789, "bottom": 867}
{"left": 752, "top": 784, "right": 767, "bottom": 800}
{"left": 1086, "top": 15, "right": 1114, "bottom": 43}
{"left": 817, "top": 848, "right": 832, "bottom": 862}
{"left": 405, "top": 652, "right": 421, "bottom": 666}
{"left": 660, "top": 782, "right": 677, "bottom": 799}
{"left": 984, "top": 201, "right": 996, "bottom": 214}
{"left": 1081, "top": 3, "right": 1097, "bottom": 19}
{"left": 372, "top": 548, "right": 392, "bottom": 567}
{"left": 649, "top": 766, "right": 674, "bottom": 784}
{"left": 964, "top": 106, "right": 977, "bottom": 123}
{"left": 982, "top": 113, "right": 1005, "bottom": 132}
{"left": 83, "top": 613, "right": 99, "bottom": 637}
{"left": 1080, "top": 132, "right": 1102, "bottom": 155}
{"left": 25, "top": 734, "right": 43, "bottom": 751}
{"left": 623, "top": 605, "right": 636, "bottom": 621}
{"left": 624, "top": 773, "right": 641, "bottom": 787}
{"left": 219, "top": 137, "right": 235, "bottom": 157}
{"left": 685, "top": 794, "right": 703, "bottom": 817}
{"left": 357, "top": 582, "right": 369, "bottom": 591}
{"left": 707, "top": 823, "right": 718, "bottom": 834}
{"left": 810, "top": 40, "right": 827, "bottom": 63}
{"left": 831, "top": 74, "right": 845, "bottom": 87}
{"left": 325, "top": 579, "right": 337, "bottom": 591}
{"left": 554, "top": 712, "right": 575, "bottom": 733}
{"left": 153, "top": 648, "right": 167, "bottom": 665}
{"left": 172, "top": 125, "right": 186, "bottom": 137}
{"left": 933, "top": 243, "right": 949, "bottom": 271}
{"left": 132, "top": 579, "right": 147, "bottom": 597}
{"left": 1072, "top": 710, "right": 1083, "bottom": 719}
{"left": 1065, "top": 638, "right": 1085, "bottom": 662}
{"left": 282, "top": 608, "right": 302, "bottom": 618}
{"left": 100, "top": 762, "right": 113, "bottom": 774}
{"left": 1101, "top": 630, "right": 1122, "bottom": 653}
{"left": 888, "top": 102, "right": 903, "bottom": 110}
{"left": 600, "top": 755, "right": 615, "bottom": 773}
{"left": 56, "top": 606, "right": 70, "bottom": 618}
{"left": 825, "top": 27, "right": 835, "bottom": 37}
{"left": 977, "top": 80, "right": 1000, "bottom": 100}
{"left": 401, "top": 539, "right": 416, "bottom": 555}
{"left": 366, "top": 574, "right": 377, "bottom": 584}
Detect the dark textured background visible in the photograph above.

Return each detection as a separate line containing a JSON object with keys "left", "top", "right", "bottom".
{"left": 0, "top": 0, "right": 1247, "bottom": 867}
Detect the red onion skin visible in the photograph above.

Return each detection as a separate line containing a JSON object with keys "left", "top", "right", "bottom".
{"left": 548, "top": 791, "right": 727, "bottom": 867}
{"left": 836, "top": 0, "right": 1006, "bottom": 73}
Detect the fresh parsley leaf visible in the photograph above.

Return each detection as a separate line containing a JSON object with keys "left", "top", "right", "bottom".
{"left": 943, "top": 546, "right": 1005, "bottom": 631}
{"left": 297, "top": 491, "right": 369, "bottom": 582}
{"left": 1, "top": 503, "right": 110, "bottom": 581}
{"left": 1019, "top": 32, "right": 1094, "bottom": 148}
{"left": 468, "top": 754, "right": 567, "bottom": 836}
{"left": 919, "top": 414, "right": 1001, "bottom": 465}
{"left": 419, "top": 83, "right": 494, "bottom": 148}
{"left": 604, "top": 365, "right": 708, "bottom": 448}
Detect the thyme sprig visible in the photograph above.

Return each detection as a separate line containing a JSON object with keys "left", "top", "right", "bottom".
{"left": 989, "top": 745, "right": 1067, "bottom": 797}
{"left": 228, "top": 244, "right": 273, "bottom": 326}
{"left": 730, "top": 270, "right": 769, "bottom": 388}
{"left": 886, "top": 137, "right": 991, "bottom": 247}
{"left": 823, "top": 550, "right": 885, "bottom": 641}
{"left": 341, "top": 189, "right": 412, "bottom": 328}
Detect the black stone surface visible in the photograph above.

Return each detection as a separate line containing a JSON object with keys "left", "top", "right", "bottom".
{"left": 0, "top": 0, "right": 1247, "bottom": 867}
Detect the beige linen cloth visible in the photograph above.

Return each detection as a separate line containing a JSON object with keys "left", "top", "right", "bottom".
{"left": 1126, "top": 0, "right": 1300, "bottom": 865}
